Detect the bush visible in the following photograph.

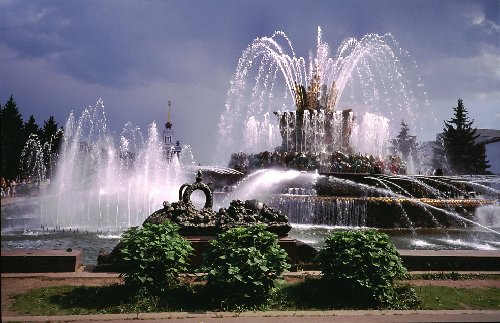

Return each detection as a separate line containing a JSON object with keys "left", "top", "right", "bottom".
{"left": 119, "top": 221, "right": 194, "bottom": 295}
{"left": 201, "top": 224, "right": 290, "bottom": 307}
{"left": 316, "top": 229, "right": 410, "bottom": 308}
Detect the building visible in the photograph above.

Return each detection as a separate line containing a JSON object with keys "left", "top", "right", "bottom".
{"left": 476, "top": 129, "right": 500, "bottom": 175}
{"left": 421, "top": 129, "right": 500, "bottom": 175}
{"left": 162, "top": 101, "right": 182, "bottom": 161}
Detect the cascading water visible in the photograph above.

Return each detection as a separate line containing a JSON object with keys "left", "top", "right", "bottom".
{"left": 220, "top": 169, "right": 318, "bottom": 206}
{"left": 35, "top": 99, "right": 187, "bottom": 230}
{"left": 219, "top": 167, "right": 499, "bottom": 249}
{"left": 273, "top": 195, "right": 368, "bottom": 227}
{"left": 221, "top": 167, "right": 497, "bottom": 229}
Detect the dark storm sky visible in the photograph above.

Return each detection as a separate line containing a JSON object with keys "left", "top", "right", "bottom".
{"left": 1, "top": 0, "right": 498, "bottom": 163}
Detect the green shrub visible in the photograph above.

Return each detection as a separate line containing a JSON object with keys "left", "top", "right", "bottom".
{"left": 316, "top": 229, "right": 410, "bottom": 308}
{"left": 119, "top": 221, "right": 193, "bottom": 295}
{"left": 201, "top": 224, "right": 290, "bottom": 307}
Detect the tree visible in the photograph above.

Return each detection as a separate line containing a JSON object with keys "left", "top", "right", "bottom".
{"left": 438, "top": 99, "right": 489, "bottom": 174}
{"left": 390, "top": 120, "right": 418, "bottom": 161}
{"left": 41, "top": 116, "right": 59, "bottom": 145}
{"left": 1, "top": 96, "right": 25, "bottom": 179}
{"left": 41, "top": 116, "right": 64, "bottom": 179}
{"left": 24, "top": 115, "right": 41, "bottom": 140}
{"left": 1, "top": 96, "right": 64, "bottom": 180}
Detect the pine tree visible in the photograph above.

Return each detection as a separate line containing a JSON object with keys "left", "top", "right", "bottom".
{"left": 390, "top": 120, "right": 418, "bottom": 161}
{"left": 41, "top": 116, "right": 64, "bottom": 179}
{"left": 24, "top": 115, "right": 41, "bottom": 139}
{"left": 439, "top": 99, "right": 489, "bottom": 174}
{"left": 41, "top": 116, "right": 60, "bottom": 144}
{"left": 1, "top": 96, "right": 26, "bottom": 179}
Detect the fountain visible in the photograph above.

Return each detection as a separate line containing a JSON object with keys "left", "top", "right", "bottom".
{"left": 2, "top": 28, "right": 499, "bottom": 267}
{"left": 215, "top": 26, "right": 499, "bottom": 249}
{"left": 41, "top": 100, "right": 190, "bottom": 230}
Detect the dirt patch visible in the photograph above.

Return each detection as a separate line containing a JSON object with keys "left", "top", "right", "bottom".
{"left": 409, "top": 279, "right": 500, "bottom": 289}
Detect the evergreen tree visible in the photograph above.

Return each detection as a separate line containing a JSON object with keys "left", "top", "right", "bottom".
{"left": 390, "top": 120, "right": 418, "bottom": 161}
{"left": 41, "top": 116, "right": 64, "bottom": 179}
{"left": 41, "top": 116, "right": 58, "bottom": 144}
{"left": 24, "top": 115, "right": 41, "bottom": 140}
{"left": 439, "top": 99, "right": 489, "bottom": 174}
{"left": 1, "top": 96, "right": 25, "bottom": 179}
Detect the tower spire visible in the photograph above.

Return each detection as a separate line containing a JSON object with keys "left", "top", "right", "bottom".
{"left": 166, "top": 100, "right": 172, "bottom": 129}
{"left": 162, "top": 100, "right": 181, "bottom": 161}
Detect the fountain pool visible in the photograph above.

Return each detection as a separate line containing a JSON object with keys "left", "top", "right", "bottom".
{"left": 2, "top": 204, "right": 499, "bottom": 265}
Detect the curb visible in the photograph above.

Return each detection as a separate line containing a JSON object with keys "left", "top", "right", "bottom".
{"left": 3, "top": 310, "right": 500, "bottom": 322}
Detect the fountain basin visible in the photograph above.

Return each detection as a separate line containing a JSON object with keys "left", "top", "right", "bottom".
{"left": 1, "top": 249, "right": 82, "bottom": 273}
{"left": 398, "top": 249, "right": 500, "bottom": 271}
{"left": 272, "top": 195, "right": 497, "bottom": 229}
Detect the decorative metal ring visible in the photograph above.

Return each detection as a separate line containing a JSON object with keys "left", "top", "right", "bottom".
{"left": 178, "top": 184, "right": 190, "bottom": 201}
{"left": 181, "top": 182, "right": 213, "bottom": 210}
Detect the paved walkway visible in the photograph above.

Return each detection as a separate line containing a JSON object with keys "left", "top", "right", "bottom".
{"left": 3, "top": 269, "right": 500, "bottom": 278}
{"left": 3, "top": 310, "right": 500, "bottom": 322}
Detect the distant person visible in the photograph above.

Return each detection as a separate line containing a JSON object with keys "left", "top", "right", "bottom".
{"left": 11, "top": 179, "right": 17, "bottom": 196}
{"left": 1, "top": 177, "right": 6, "bottom": 193}
{"left": 434, "top": 168, "right": 444, "bottom": 176}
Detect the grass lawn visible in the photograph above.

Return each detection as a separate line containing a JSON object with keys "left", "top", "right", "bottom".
{"left": 10, "top": 282, "right": 500, "bottom": 316}
{"left": 416, "top": 286, "right": 500, "bottom": 310}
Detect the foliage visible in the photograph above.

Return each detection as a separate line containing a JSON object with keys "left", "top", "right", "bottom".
{"left": 273, "top": 278, "right": 419, "bottom": 310}
{"left": 435, "top": 99, "right": 490, "bottom": 174}
{"left": 0, "top": 95, "right": 64, "bottom": 180}
{"left": 392, "top": 284, "right": 422, "bottom": 309}
{"left": 24, "top": 115, "right": 41, "bottom": 139}
{"left": 201, "top": 224, "right": 290, "bottom": 308}
{"left": 316, "top": 229, "right": 409, "bottom": 308}
{"left": 119, "top": 221, "right": 194, "bottom": 295}
{"left": 40, "top": 116, "right": 64, "bottom": 179}
{"left": 390, "top": 120, "right": 418, "bottom": 162}
{"left": 1, "top": 96, "right": 25, "bottom": 179}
